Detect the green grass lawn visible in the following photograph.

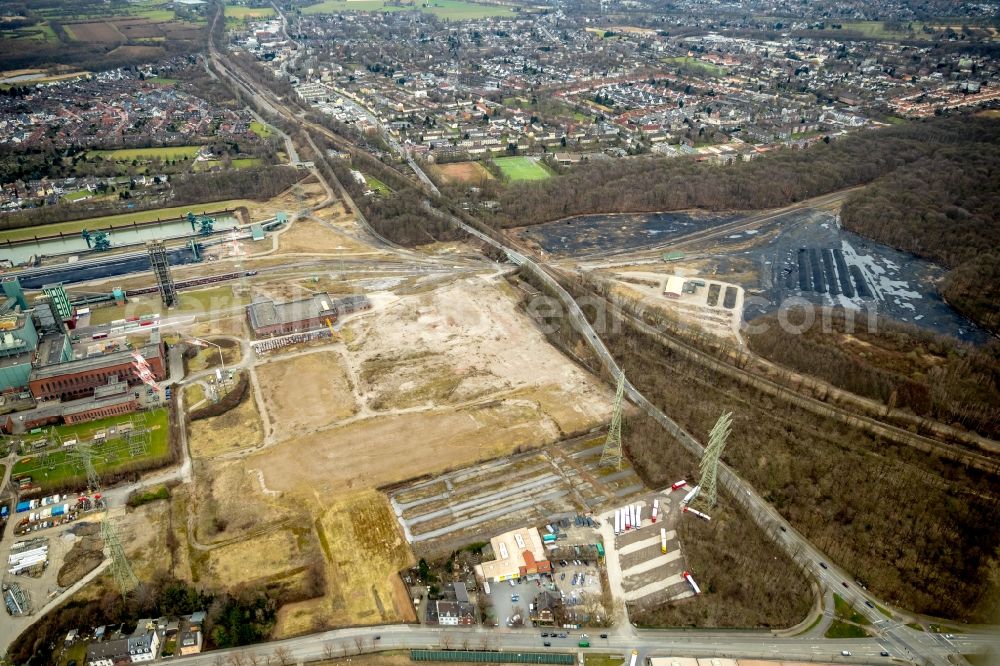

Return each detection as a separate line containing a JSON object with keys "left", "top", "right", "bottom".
{"left": 0, "top": 199, "right": 252, "bottom": 243}
{"left": 833, "top": 593, "right": 871, "bottom": 625}
{"left": 832, "top": 20, "right": 925, "bottom": 40}
{"left": 494, "top": 156, "right": 553, "bottom": 182}
{"left": 249, "top": 120, "right": 275, "bottom": 138}
{"left": 87, "top": 145, "right": 203, "bottom": 162}
{"left": 62, "top": 189, "right": 93, "bottom": 202}
{"left": 12, "top": 409, "right": 170, "bottom": 491}
{"left": 364, "top": 174, "right": 391, "bottom": 194}
{"left": 224, "top": 4, "right": 276, "bottom": 19}
{"left": 825, "top": 619, "right": 868, "bottom": 638}
{"left": 301, "top": 0, "right": 514, "bottom": 19}
{"left": 584, "top": 655, "right": 625, "bottom": 666}
{"left": 663, "top": 55, "right": 727, "bottom": 77}
{"left": 88, "top": 285, "right": 248, "bottom": 325}
{"left": 193, "top": 157, "right": 261, "bottom": 171}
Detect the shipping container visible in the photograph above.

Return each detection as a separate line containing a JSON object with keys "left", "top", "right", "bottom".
{"left": 15, "top": 501, "right": 31, "bottom": 513}
{"left": 51, "top": 504, "right": 68, "bottom": 517}
{"left": 595, "top": 543, "right": 604, "bottom": 558}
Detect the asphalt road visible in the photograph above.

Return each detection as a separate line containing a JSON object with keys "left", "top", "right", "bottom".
{"left": 159, "top": 623, "right": 1000, "bottom": 665}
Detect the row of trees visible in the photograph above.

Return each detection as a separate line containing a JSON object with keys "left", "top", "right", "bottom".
{"left": 0, "top": 165, "right": 300, "bottom": 234}
{"left": 747, "top": 308, "right": 1000, "bottom": 439}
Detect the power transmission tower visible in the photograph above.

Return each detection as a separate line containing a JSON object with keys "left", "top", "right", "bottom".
{"left": 68, "top": 442, "right": 139, "bottom": 597}
{"left": 147, "top": 240, "right": 177, "bottom": 307}
{"left": 695, "top": 411, "right": 732, "bottom": 509}
{"left": 103, "top": 517, "right": 139, "bottom": 595}
{"left": 600, "top": 371, "right": 626, "bottom": 469}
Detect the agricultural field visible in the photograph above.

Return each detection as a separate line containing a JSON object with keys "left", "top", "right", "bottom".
{"left": 431, "top": 161, "right": 493, "bottom": 185}
{"left": 10, "top": 409, "right": 170, "bottom": 491}
{"left": 0, "top": 199, "right": 253, "bottom": 243}
{"left": 87, "top": 145, "right": 203, "bottom": 162}
{"left": 301, "top": 0, "right": 514, "bottom": 19}
{"left": 255, "top": 350, "right": 357, "bottom": 438}
{"left": 224, "top": 4, "right": 277, "bottom": 19}
{"left": 493, "top": 156, "right": 553, "bottom": 182}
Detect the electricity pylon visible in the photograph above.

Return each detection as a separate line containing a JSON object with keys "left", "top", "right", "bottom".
{"left": 695, "top": 411, "right": 732, "bottom": 509}
{"left": 69, "top": 442, "right": 139, "bottom": 597}
{"left": 600, "top": 371, "right": 626, "bottom": 469}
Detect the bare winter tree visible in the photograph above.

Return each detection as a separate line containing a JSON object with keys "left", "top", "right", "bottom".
{"left": 272, "top": 646, "right": 293, "bottom": 666}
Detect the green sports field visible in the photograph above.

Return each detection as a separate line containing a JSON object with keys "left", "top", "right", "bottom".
{"left": 494, "top": 156, "right": 553, "bottom": 182}
{"left": 302, "top": 0, "right": 514, "bottom": 19}
{"left": 87, "top": 145, "right": 203, "bottom": 162}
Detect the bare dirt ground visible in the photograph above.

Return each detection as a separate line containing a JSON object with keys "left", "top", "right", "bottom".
{"left": 255, "top": 350, "right": 357, "bottom": 436}
{"left": 431, "top": 161, "right": 493, "bottom": 185}
{"left": 205, "top": 528, "right": 306, "bottom": 588}
{"left": 249, "top": 273, "right": 613, "bottom": 497}
{"left": 187, "top": 389, "right": 265, "bottom": 458}
{"left": 274, "top": 490, "right": 415, "bottom": 637}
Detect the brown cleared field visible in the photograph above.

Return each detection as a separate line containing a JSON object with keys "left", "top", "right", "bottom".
{"left": 432, "top": 161, "right": 493, "bottom": 184}
{"left": 108, "top": 44, "right": 164, "bottom": 59}
{"left": 205, "top": 528, "right": 306, "bottom": 587}
{"left": 255, "top": 350, "right": 357, "bottom": 436}
{"left": 190, "top": 460, "right": 297, "bottom": 546}
{"left": 274, "top": 489, "right": 415, "bottom": 635}
{"left": 255, "top": 399, "right": 555, "bottom": 494}
{"left": 64, "top": 21, "right": 125, "bottom": 42}
{"left": 276, "top": 215, "right": 376, "bottom": 255}
{"left": 187, "top": 384, "right": 264, "bottom": 459}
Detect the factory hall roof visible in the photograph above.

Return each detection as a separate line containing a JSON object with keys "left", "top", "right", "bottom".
{"left": 247, "top": 292, "right": 365, "bottom": 329}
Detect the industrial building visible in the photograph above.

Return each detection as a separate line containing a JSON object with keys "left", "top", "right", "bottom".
{"left": 476, "top": 527, "right": 552, "bottom": 582}
{"left": 663, "top": 275, "right": 686, "bottom": 299}
{"left": 246, "top": 292, "right": 370, "bottom": 337}
{"left": 28, "top": 338, "right": 167, "bottom": 402}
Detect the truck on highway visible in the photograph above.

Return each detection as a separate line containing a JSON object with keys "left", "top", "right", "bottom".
{"left": 628, "top": 650, "right": 638, "bottom": 666}
{"left": 577, "top": 635, "right": 590, "bottom": 648}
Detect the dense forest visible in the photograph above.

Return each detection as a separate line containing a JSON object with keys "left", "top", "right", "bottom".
{"left": 838, "top": 123, "right": 1000, "bottom": 332}
{"left": 747, "top": 308, "right": 1000, "bottom": 439}
{"left": 602, "top": 318, "right": 1000, "bottom": 623}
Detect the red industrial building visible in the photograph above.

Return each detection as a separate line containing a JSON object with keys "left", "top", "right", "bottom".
{"left": 246, "top": 293, "right": 370, "bottom": 338}
{"left": 28, "top": 341, "right": 167, "bottom": 402}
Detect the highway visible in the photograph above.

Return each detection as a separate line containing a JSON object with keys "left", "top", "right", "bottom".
{"left": 156, "top": 622, "right": 1000, "bottom": 666}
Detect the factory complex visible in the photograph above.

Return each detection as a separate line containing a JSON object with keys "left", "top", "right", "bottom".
{"left": 0, "top": 277, "right": 168, "bottom": 435}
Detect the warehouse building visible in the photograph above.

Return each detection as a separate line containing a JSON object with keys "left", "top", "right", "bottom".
{"left": 476, "top": 527, "right": 552, "bottom": 582}
{"left": 28, "top": 338, "right": 166, "bottom": 402}
{"left": 246, "top": 292, "right": 370, "bottom": 337}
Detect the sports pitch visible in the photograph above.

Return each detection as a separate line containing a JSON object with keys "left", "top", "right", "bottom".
{"left": 494, "top": 156, "right": 553, "bottom": 182}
